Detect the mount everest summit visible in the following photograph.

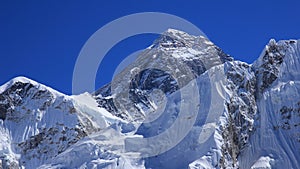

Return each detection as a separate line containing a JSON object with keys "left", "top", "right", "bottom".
{"left": 0, "top": 29, "right": 299, "bottom": 169}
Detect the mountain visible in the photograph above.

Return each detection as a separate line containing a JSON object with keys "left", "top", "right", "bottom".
{"left": 0, "top": 29, "right": 299, "bottom": 169}
{"left": 94, "top": 29, "right": 233, "bottom": 121}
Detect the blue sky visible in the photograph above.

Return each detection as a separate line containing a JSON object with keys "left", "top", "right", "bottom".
{"left": 1, "top": 1, "right": 300, "bottom": 94}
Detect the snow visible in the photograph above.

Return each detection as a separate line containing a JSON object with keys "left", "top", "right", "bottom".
{"left": 38, "top": 128, "right": 145, "bottom": 169}
{"left": 72, "top": 92, "right": 121, "bottom": 122}
{"left": 251, "top": 156, "right": 274, "bottom": 169}
{"left": 239, "top": 39, "right": 300, "bottom": 169}
{"left": 0, "top": 30, "right": 299, "bottom": 168}
{"left": 0, "top": 76, "right": 128, "bottom": 168}
{"left": 127, "top": 63, "right": 228, "bottom": 169}
{"left": 0, "top": 76, "right": 65, "bottom": 97}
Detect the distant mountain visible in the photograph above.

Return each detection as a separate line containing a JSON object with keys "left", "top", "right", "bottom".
{"left": 0, "top": 29, "right": 299, "bottom": 169}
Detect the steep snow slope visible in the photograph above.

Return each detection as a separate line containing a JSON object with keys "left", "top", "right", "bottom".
{"left": 185, "top": 60, "right": 257, "bottom": 169}
{"left": 0, "top": 77, "right": 122, "bottom": 168}
{"left": 0, "top": 30, "right": 299, "bottom": 169}
{"left": 94, "top": 29, "right": 257, "bottom": 169}
{"left": 239, "top": 39, "right": 300, "bottom": 169}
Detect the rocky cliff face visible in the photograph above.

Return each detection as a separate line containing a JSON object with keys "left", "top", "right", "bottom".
{"left": 0, "top": 29, "right": 299, "bottom": 169}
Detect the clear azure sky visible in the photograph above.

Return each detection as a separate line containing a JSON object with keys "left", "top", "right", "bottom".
{"left": 1, "top": 1, "right": 300, "bottom": 95}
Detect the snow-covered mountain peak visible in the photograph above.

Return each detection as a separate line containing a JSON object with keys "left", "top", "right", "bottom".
{"left": 152, "top": 28, "right": 214, "bottom": 51}
{"left": 160, "top": 28, "right": 204, "bottom": 42}
{"left": 255, "top": 38, "right": 298, "bottom": 66}
{"left": 1, "top": 29, "right": 300, "bottom": 168}
{"left": 5, "top": 76, "right": 35, "bottom": 84}
{"left": 163, "top": 28, "right": 191, "bottom": 36}
{"left": 0, "top": 76, "right": 126, "bottom": 168}
{"left": 0, "top": 76, "right": 37, "bottom": 93}
{"left": 0, "top": 76, "right": 65, "bottom": 98}
{"left": 95, "top": 29, "right": 233, "bottom": 122}
{"left": 253, "top": 38, "right": 299, "bottom": 94}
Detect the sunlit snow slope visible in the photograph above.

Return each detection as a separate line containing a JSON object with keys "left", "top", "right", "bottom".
{"left": 0, "top": 29, "right": 299, "bottom": 169}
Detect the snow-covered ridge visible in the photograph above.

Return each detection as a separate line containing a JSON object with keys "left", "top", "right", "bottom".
{"left": 0, "top": 29, "right": 299, "bottom": 168}
{"left": 253, "top": 39, "right": 299, "bottom": 94}
{"left": 238, "top": 38, "right": 300, "bottom": 169}
{"left": 0, "top": 76, "right": 65, "bottom": 97}
{"left": 0, "top": 76, "right": 124, "bottom": 168}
